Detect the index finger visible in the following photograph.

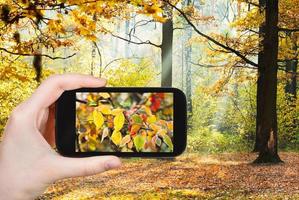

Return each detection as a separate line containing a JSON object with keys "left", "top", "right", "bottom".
{"left": 28, "top": 74, "right": 106, "bottom": 112}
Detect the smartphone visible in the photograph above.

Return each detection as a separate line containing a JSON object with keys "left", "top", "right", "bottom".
{"left": 55, "top": 87, "right": 187, "bottom": 157}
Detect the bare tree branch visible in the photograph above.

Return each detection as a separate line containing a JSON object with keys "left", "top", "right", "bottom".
{"left": 190, "top": 61, "right": 257, "bottom": 70}
{"left": 0, "top": 47, "right": 76, "bottom": 60}
{"left": 279, "top": 28, "right": 299, "bottom": 33}
{"left": 128, "top": 20, "right": 154, "bottom": 41}
{"left": 164, "top": 0, "right": 258, "bottom": 68}
{"left": 111, "top": 33, "right": 161, "bottom": 48}
{"left": 244, "top": 0, "right": 259, "bottom": 7}
{"left": 102, "top": 57, "right": 143, "bottom": 72}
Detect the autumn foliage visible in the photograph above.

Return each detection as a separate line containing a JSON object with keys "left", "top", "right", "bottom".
{"left": 76, "top": 92, "right": 174, "bottom": 152}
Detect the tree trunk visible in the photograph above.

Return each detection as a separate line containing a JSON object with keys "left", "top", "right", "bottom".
{"left": 253, "top": 0, "right": 266, "bottom": 152}
{"left": 185, "top": 26, "right": 193, "bottom": 113}
{"left": 254, "top": 0, "right": 282, "bottom": 163}
{"left": 125, "top": 17, "right": 130, "bottom": 58}
{"left": 161, "top": 12, "right": 173, "bottom": 87}
{"left": 285, "top": 32, "right": 298, "bottom": 98}
{"left": 159, "top": 6, "right": 174, "bottom": 161}
{"left": 33, "top": 47, "right": 42, "bottom": 82}
{"left": 183, "top": 0, "right": 192, "bottom": 114}
{"left": 284, "top": 57, "right": 298, "bottom": 134}
{"left": 285, "top": 60, "right": 297, "bottom": 99}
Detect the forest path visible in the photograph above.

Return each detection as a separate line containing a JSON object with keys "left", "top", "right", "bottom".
{"left": 39, "top": 152, "right": 299, "bottom": 200}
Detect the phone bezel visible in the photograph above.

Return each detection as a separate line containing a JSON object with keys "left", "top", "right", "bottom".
{"left": 56, "top": 87, "right": 187, "bottom": 157}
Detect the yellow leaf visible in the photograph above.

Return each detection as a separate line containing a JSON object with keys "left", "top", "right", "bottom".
{"left": 157, "top": 129, "right": 167, "bottom": 136}
{"left": 87, "top": 137, "right": 98, "bottom": 151}
{"left": 162, "top": 107, "right": 173, "bottom": 115}
{"left": 141, "top": 105, "right": 152, "bottom": 115}
{"left": 153, "top": 14, "right": 167, "bottom": 23}
{"left": 149, "top": 123, "right": 160, "bottom": 132}
{"left": 86, "top": 34, "right": 97, "bottom": 42}
{"left": 98, "top": 105, "right": 112, "bottom": 115}
{"left": 88, "top": 141, "right": 97, "bottom": 151}
{"left": 112, "top": 108, "right": 123, "bottom": 115}
{"left": 128, "top": 141, "right": 133, "bottom": 149}
{"left": 114, "top": 112, "right": 125, "bottom": 131}
{"left": 147, "top": 135, "right": 152, "bottom": 142}
{"left": 146, "top": 115, "right": 157, "bottom": 124}
{"left": 99, "top": 92, "right": 110, "bottom": 99}
{"left": 111, "top": 130, "right": 122, "bottom": 146}
{"left": 131, "top": 124, "right": 142, "bottom": 134}
{"left": 147, "top": 130, "right": 155, "bottom": 137}
{"left": 93, "top": 110, "right": 104, "bottom": 129}
{"left": 87, "top": 113, "right": 93, "bottom": 122}
{"left": 167, "top": 121, "right": 173, "bottom": 131}
{"left": 120, "top": 135, "right": 131, "bottom": 147}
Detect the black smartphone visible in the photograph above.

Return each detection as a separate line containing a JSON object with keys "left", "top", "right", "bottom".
{"left": 55, "top": 87, "right": 187, "bottom": 157}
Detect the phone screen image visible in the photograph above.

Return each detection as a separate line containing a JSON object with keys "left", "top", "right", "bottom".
{"left": 75, "top": 92, "right": 174, "bottom": 153}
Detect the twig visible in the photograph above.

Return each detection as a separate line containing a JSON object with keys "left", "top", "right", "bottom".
{"left": 111, "top": 33, "right": 162, "bottom": 48}
{"left": 0, "top": 47, "right": 76, "bottom": 60}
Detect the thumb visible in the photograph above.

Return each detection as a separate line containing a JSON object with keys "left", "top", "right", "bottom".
{"left": 53, "top": 156, "right": 121, "bottom": 180}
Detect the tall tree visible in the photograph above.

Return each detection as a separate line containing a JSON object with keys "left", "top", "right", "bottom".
{"left": 125, "top": 16, "right": 131, "bottom": 58}
{"left": 253, "top": 0, "right": 266, "bottom": 152}
{"left": 111, "top": 3, "right": 174, "bottom": 87}
{"left": 285, "top": 60, "right": 298, "bottom": 98}
{"left": 161, "top": 13, "right": 173, "bottom": 87}
{"left": 253, "top": 0, "right": 282, "bottom": 163}
{"left": 284, "top": 33, "right": 298, "bottom": 99}
{"left": 184, "top": 0, "right": 193, "bottom": 113}
{"left": 166, "top": 0, "right": 298, "bottom": 163}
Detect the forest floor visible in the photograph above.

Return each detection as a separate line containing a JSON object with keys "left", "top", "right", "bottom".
{"left": 39, "top": 152, "right": 299, "bottom": 200}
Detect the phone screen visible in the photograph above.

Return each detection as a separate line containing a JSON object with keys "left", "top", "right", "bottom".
{"left": 75, "top": 92, "right": 174, "bottom": 153}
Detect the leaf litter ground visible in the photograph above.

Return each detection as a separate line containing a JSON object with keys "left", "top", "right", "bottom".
{"left": 39, "top": 152, "right": 299, "bottom": 200}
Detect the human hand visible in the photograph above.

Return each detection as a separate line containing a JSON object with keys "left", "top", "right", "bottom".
{"left": 0, "top": 74, "right": 122, "bottom": 200}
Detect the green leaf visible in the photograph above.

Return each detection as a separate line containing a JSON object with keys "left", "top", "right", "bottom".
{"left": 114, "top": 112, "right": 125, "bottom": 131}
{"left": 132, "top": 114, "right": 143, "bottom": 124}
{"left": 93, "top": 110, "right": 104, "bottom": 129}
{"left": 162, "top": 134, "right": 173, "bottom": 151}
{"left": 133, "top": 135, "right": 145, "bottom": 152}
{"left": 87, "top": 101, "right": 98, "bottom": 107}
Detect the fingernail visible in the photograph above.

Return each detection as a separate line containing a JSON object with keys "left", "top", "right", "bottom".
{"left": 106, "top": 158, "right": 121, "bottom": 169}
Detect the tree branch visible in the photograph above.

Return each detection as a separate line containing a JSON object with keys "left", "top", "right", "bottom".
{"left": 102, "top": 57, "right": 143, "bottom": 72}
{"left": 164, "top": 0, "right": 258, "bottom": 68}
{"left": 0, "top": 47, "right": 76, "bottom": 60}
{"left": 190, "top": 61, "right": 257, "bottom": 70}
{"left": 76, "top": 99, "right": 87, "bottom": 104}
{"left": 278, "top": 27, "right": 299, "bottom": 33}
{"left": 244, "top": 0, "right": 259, "bottom": 7}
{"left": 111, "top": 33, "right": 162, "bottom": 48}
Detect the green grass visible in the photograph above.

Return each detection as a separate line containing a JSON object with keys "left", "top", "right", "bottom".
{"left": 187, "top": 127, "right": 299, "bottom": 153}
{"left": 187, "top": 128, "right": 251, "bottom": 154}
